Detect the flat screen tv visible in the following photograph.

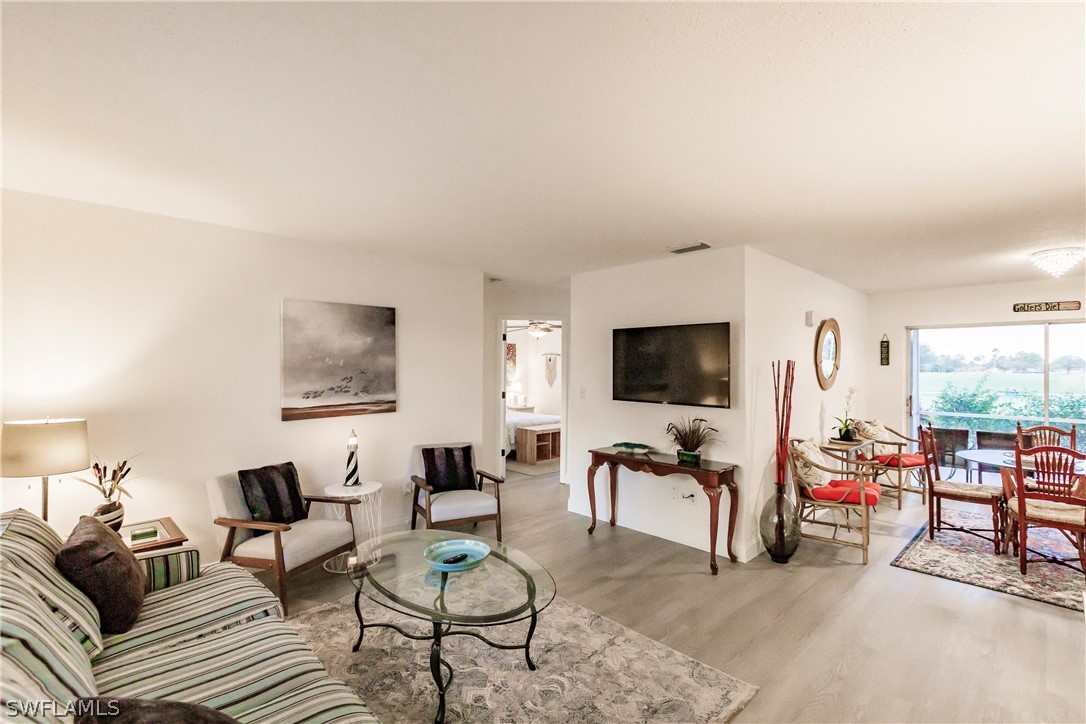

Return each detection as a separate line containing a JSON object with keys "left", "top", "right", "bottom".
{"left": 612, "top": 322, "right": 730, "bottom": 408}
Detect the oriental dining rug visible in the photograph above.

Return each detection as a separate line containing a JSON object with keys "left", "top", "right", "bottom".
{"left": 891, "top": 508, "right": 1085, "bottom": 611}
{"left": 290, "top": 594, "right": 757, "bottom": 723}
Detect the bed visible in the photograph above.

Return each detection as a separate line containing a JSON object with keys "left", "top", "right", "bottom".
{"left": 505, "top": 409, "right": 562, "bottom": 453}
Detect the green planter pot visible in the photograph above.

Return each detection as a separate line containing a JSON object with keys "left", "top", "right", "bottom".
{"left": 676, "top": 449, "right": 702, "bottom": 465}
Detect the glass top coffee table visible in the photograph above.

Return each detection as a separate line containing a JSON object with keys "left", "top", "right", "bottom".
{"left": 347, "top": 529, "right": 556, "bottom": 724}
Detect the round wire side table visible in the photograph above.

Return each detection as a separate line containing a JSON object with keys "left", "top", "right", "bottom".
{"left": 323, "top": 480, "right": 382, "bottom": 573}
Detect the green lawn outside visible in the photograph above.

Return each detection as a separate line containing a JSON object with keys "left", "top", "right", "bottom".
{"left": 918, "top": 371, "right": 1085, "bottom": 407}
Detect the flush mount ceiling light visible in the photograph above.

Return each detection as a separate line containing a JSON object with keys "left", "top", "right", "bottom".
{"left": 1030, "top": 247, "right": 1085, "bottom": 278}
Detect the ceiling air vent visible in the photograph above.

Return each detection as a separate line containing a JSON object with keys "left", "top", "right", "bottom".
{"left": 667, "top": 241, "right": 711, "bottom": 255}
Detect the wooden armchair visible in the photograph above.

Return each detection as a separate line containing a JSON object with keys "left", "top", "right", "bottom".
{"left": 852, "top": 420, "right": 925, "bottom": 509}
{"left": 207, "top": 472, "right": 359, "bottom": 616}
{"left": 410, "top": 443, "right": 503, "bottom": 541}
{"left": 919, "top": 424, "right": 1003, "bottom": 554}
{"left": 1004, "top": 444, "right": 1086, "bottom": 577}
{"left": 788, "top": 438, "right": 880, "bottom": 564}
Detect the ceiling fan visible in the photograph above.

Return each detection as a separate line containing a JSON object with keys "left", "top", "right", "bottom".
{"left": 507, "top": 320, "right": 562, "bottom": 338}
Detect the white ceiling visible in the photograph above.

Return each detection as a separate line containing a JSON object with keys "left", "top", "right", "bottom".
{"left": 3, "top": 2, "right": 1083, "bottom": 292}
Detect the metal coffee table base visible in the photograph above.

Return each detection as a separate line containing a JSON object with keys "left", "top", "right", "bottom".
{"left": 352, "top": 589, "right": 538, "bottom": 724}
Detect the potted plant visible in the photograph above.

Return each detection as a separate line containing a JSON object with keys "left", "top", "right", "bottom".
{"left": 835, "top": 385, "right": 859, "bottom": 440}
{"left": 665, "top": 417, "right": 718, "bottom": 465}
{"left": 76, "top": 458, "right": 135, "bottom": 531}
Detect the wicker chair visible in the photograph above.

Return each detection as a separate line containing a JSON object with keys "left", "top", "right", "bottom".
{"left": 919, "top": 424, "right": 1002, "bottom": 554}
{"left": 1004, "top": 444, "right": 1086, "bottom": 577}
{"left": 788, "top": 438, "right": 880, "bottom": 564}
{"left": 929, "top": 426, "right": 969, "bottom": 480}
{"left": 974, "top": 430, "right": 1017, "bottom": 483}
{"left": 853, "top": 420, "right": 925, "bottom": 509}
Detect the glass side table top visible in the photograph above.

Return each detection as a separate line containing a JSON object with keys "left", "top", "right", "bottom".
{"left": 347, "top": 529, "right": 556, "bottom": 626}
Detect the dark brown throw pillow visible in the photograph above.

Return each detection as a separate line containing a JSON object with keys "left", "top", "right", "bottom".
{"left": 55, "top": 516, "right": 145, "bottom": 634}
{"left": 237, "top": 461, "right": 308, "bottom": 532}
{"left": 75, "top": 698, "right": 240, "bottom": 723}
{"left": 422, "top": 446, "right": 478, "bottom": 494}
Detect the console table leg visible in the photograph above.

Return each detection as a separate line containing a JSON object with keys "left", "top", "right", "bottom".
{"left": 725, "top": 483, "right": 739, "bottom": 563}
{"left": 608, "top": 463, "right": 618, "bottom": 527}
{"left": 704, "top": 486, "right": 722, "bottom": 575}
{"left": 587, "top": 464, "right": 600, "bottom": 534}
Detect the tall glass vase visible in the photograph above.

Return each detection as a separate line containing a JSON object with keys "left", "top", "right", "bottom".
{"left": 759, "top": 485, "right": 800, "bottom": 564}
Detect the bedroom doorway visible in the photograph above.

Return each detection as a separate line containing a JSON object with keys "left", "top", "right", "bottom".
{"left": 502, "top": 319, "right": 564, "bottom": 480}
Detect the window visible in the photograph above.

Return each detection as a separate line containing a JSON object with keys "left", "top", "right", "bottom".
{"left": 911, "top": 322, "right": 1085, "bottom": 451}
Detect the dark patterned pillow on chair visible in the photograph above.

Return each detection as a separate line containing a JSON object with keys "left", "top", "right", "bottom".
{"left": 237, "top": 462, "right": 308, "bottom": 531}
{"left": 422, "top": 446, "right": 478, "bottom": 494}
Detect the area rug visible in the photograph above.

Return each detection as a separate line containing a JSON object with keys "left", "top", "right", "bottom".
{"left": 290, "top": 594, "right": 757, "bottom": 723}
{"left": 505, "top": 458, "right": 560, "bottom": 477}
{"left": 891, "top": 508, "right": 1085, "bottom": 611}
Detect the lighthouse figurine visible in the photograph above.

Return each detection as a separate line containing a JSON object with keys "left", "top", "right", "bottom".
{"left": 344, "top": 430, "right": 360, "bottom": 486}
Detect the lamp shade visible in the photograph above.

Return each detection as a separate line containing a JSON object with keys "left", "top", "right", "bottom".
{"left": 1, "top": 419, "right": 90, "bottom": 477}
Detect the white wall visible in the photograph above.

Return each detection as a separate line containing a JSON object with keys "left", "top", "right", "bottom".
{"left": 505, "top": 327, "right": 562, "bottom": 415}
{"left": 1, "top": 191, "right": 485, "bottom": 559}
{"left": 867, "top": 276, "right": 1086, "bottom": 432}
{"left": 743, "top": 248, "right": 868, "bottom": 556}
{"left": 567, "top": 247, "right": 749, "bottom": 556}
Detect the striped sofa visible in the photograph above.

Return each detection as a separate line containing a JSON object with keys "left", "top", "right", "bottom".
{"left": 0, "top": 508, "right": 377, "bottom": 723}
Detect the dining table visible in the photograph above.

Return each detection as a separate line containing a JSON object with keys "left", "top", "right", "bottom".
{"left": 955, "top": 447, "right": 1086, "bottom": 498}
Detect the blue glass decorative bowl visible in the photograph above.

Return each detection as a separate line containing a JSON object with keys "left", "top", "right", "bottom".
{"left": 422, "top": 539, "right": 491, "bottom": 572}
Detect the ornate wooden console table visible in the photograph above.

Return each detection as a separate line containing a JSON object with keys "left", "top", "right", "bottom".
{"left": 586, "top": 447, "right": 739, "bottom": 575}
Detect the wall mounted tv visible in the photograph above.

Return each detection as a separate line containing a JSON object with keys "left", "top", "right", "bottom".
{"left": 612, "top": 322, "right": 730, "bottom": 408}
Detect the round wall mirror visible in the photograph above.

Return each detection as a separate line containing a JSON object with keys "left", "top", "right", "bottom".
{"left": 815, "top": 318, "right": 841, "bottom": 390}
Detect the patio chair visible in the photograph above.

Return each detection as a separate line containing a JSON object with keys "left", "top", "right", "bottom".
{"left": 788, "top": 438, "right": 880, "bottom": 564}
{"left": 974, "top": 430, "right": 1016, "bottom": 483}
{"left": 929, "top": 426, "right": 969, "bottom": 480}
{"left": 853, "top": 420, "right": 925, "bottom": 509}
{"left": 1004, "top": 443, "right": 1086, "bottom": 577}
{"left": 919, "top": 424, "right": 1002, "bottom": 554}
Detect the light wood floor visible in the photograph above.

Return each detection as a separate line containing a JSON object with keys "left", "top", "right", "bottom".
{"left": 284, "top": 471, "right": 1085, "bottom": 723}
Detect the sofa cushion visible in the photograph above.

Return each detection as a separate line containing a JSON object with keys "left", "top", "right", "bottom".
{"left": 92, "top": 620, "right": 376, "bottom": 723}
{"left": 237, "top": 462, "right": 308, "bottom": 530}
{"left": 75, "top": 697, "right": 240, "bottom": 723}
{"left": 854, "top": 419, "right": 895, "bottom": 455}
{"left": 0, "top": 508, "right": 103, "bottom": 656}
{"left": 807, "top": 481, "right": 881, "bottom": 506}
{"left": 230, "top": 519, "right": 353, "bottom": 571}
{"left": 421, "top": 445, "right": 478, "bottom": 494}
{"left": 790, "top": 439, "right": 829, "bottom": 490}
{"left": 55, "top": 517, "right": 145, "bottom": 634}
{"left": 94, "top": 563, "right": 283, "bottom": 663}
{"left": 1, "top": 557, "right": 98, "bottom": 704}
{"left": 873, "top": 453, "right": 925, "bottom": 467}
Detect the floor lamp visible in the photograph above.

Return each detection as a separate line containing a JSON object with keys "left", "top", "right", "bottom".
{"left": 1, "top": 418, "right": 90, "bottom": 521}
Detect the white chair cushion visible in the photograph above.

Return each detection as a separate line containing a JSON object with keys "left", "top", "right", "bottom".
{"left": 792, "top": 439, "right": 830, "bottom": 490}
{"left": 428, "top": 489, "right": 498, "bottom": 523}
{"left": 854, "top": 419, "right": 895, "bottom": 455}
{"left": 231, "top": 519, "right": 353, "bottom": 571}
{"left": 207, "top": 473, "right": 256, "bottom": 548}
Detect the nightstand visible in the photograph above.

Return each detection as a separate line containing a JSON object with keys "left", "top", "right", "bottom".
{"left": 119, "top": 517, "right": 188, "bottom": 553}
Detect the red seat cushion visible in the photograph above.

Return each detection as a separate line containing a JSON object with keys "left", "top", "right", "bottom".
{"left": 807, "top": 480, "right": 881, "bottom": 505}
{"left": 873, "top": 453, "right": 924, "bottom": 467}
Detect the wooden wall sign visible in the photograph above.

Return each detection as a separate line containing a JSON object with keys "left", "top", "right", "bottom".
{"left": 1012, "top": 301, "right": 1081, "bottom": 313}
{"left": 880, "top": 334, "right": 890, "bottom": 366}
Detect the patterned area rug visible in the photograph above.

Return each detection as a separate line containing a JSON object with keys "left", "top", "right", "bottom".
{"left": 892, "top": 508, "right": 1085, "bottom": 611}
{"left": 290, "top": 594, "right": 757, "bottom": 723}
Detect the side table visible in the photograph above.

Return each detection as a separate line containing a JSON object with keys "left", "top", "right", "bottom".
{"left": 323, "top": 481, "right": 382, "bottom": 572}
{"left": 119, "top": 517, "right": 188, "bottom": 553}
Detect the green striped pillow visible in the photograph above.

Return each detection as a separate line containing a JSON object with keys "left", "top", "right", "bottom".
{"left": 0, "top": 509, "right": 103, "bottom": 656}
{"left": 0, "top": 556, "right": 98, "bottom": 705}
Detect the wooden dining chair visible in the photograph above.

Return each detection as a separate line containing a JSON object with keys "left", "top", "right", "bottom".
{"left": 1016, "top": 422, "right": 1077, "bottom": 450}
{"left": 919, "top": 424, "right": 1002, "bottom": 553}
{"left": 1004, "top": 443, "right": 1086, "bottom": 577}
{"left": 929, "top": 426, "right": 969, "bottom": 480}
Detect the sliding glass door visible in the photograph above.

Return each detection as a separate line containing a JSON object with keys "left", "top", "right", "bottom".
{"left": 911, "top": 322, "right": 1085, "bottom": 452}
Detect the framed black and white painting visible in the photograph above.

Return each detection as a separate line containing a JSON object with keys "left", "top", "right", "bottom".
{"left": 281, "top": 299, "right": 397, "bottom": 421}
